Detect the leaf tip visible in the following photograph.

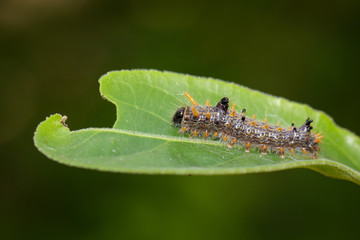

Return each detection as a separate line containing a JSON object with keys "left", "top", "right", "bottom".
{"left": 34, "top": 113, "right": 71, "bottom": 150}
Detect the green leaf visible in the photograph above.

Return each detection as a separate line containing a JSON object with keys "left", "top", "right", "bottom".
{"left": 34, "top": 70, "right": 360, "bottom": 184}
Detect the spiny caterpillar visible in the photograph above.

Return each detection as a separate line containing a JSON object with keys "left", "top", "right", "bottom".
{"left": 172, "top": 92, "right": 323, "bottom": 159}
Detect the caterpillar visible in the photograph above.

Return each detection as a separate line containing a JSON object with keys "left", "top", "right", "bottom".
{"left": 172, "top": 92, "right": 323, "bottom": 159}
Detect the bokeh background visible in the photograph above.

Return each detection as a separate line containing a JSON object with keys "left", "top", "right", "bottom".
{"left": 1, "top": 0, "right": 360, "bottom": 239}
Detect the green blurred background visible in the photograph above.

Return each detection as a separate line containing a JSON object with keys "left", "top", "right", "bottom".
{"left": 1, "top": 0, "right": 360, "bottom": 239}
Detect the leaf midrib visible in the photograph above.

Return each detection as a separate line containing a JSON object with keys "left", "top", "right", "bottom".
{"left": 72, "top": 127, "right": 224, "bottom": 146}
{"left": 71, "top": 127, "right": 337, "bottom": 164}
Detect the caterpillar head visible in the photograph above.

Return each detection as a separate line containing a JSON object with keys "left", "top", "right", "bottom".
{"left": 172, "top": 107, "right": 185, "bottom": 126}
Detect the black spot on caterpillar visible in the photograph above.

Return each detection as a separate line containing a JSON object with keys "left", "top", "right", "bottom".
{"left": 172, "top": 92, "right": 323, "bottom": 159}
